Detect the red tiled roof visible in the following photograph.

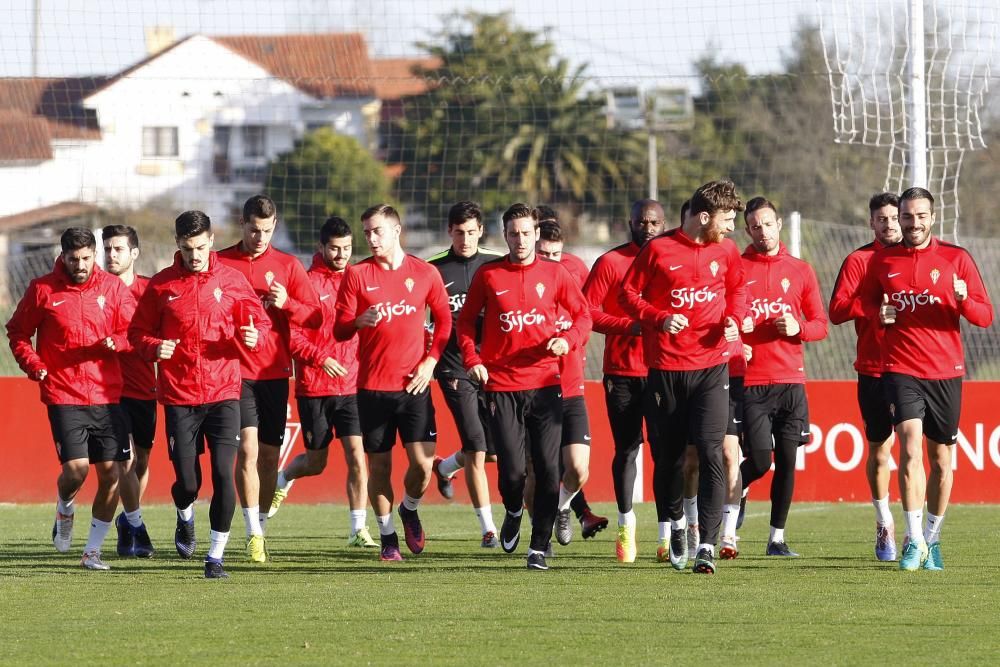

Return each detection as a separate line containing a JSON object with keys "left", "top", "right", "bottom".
{"left": 0, "top": 77, "right": 104, "bottom": 141}
{"left": 371, "top": 57, "right": 441, "bottom": 100}
{"left": 0, "top": 110, "right": 52, "bottom": 160}
{"left": 0, "top": 201, "right": 99, "bottom": 233}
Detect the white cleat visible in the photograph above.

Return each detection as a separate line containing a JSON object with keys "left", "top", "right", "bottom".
{"left": 52, "top": 512, "right": 74, "bottom": 553}
{"left": 80, "top": 550, "right": 110, "bottom": 571}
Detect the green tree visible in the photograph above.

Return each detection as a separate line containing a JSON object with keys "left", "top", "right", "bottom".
{"left": 266, "top": 128, "right": 394, "bottom": 252}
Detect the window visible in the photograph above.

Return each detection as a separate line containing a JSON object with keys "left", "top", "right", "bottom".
{"left": 242, "top": 125, "right": 266, "bottom": 158}
{"left": 142, "top": 127, "right": 178, "bottom": 157}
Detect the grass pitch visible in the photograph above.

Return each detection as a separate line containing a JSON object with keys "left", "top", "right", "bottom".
{"left": 1, "top": 501, "right": 998, "bottom": 666}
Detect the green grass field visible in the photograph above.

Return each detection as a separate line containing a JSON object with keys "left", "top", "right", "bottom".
{"left": 2, "top": 501, "right": 998, "bottom": 665}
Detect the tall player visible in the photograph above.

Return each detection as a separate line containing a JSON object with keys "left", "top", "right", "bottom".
{"left": 737, "top": 197, "right": 828, "bottom": 557}
{"left": 7, "top": 228, "right": 141, "bottom": 570}
{"left": 828, "top": 192, "right": 902, "bottom": 560}
{"left": 427, "top": 201, "right": 504, "bottom": 547}
{"left": 102, "top": 225, "right": 157, "bottom": 558}
{"left": 269, "top": 216, "right": 377, "bottom": 548}
{"left": 620, "top": 180, "right": 747, "bottom": 575}
{"left": 861, "top": 187, "right": 993, "bottom": 571}
{"left": 218, "top": 195, "right": 322, "bottom": 562}
{"left": 334, "top": 204, "right": 451, "bottom": 562}
{"left": 457, "top": 203, "right": 592, "bottom": 571}
{"left": 582, "top": 199, "right": 665, "bottom": 562}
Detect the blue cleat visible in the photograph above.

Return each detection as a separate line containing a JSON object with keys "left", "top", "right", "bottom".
{"left": 175, "top": 516, "right": 196, "bottom": 559}
{"left": 875, "top": 522, "right": 897, "bottom": 561}
{"left": 766, "top": 541, "right": 799, "bottom": 557}
{"left": 115, "top": 512, "right": 135, "bottom": 557}
{"left": 923, "top": 542, "right": 944, "bottom": 571}
{"left": 899, "top": 539, "right": 928, "bottom": 571}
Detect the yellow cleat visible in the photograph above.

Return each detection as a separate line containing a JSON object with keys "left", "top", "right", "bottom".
{"left": 656, "top": 538, "right": 671, "bottom": 563}
{"left": 347, "top": 526, "right": 378, "bottom": 548}
{"left": 268, "top": 482, "right": 293, "bottom": 519}
{"left": 246, "top": 534, "right": 267, "bottom": 563}
{"left": 616, "top": 524, "right": 637, "bottom": 563}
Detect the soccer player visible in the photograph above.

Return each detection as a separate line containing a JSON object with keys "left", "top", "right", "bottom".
{"left": 268, "top": 216, "right": 377, "bottom": 547}
{"left": 457, "top": 203, "right": 592, "bottom": 571}
{"left": 828, "top": 192, "right": 903, "bottom": 560}
{"left": 333, "top": 204, "right": 451, "bottom": 562}
{"left": 218, "top": 195, "right": 322, "bottom": 562}
{"left": 102, "top": 225, "right": 157, "bottom": 558}
{"left": 7, "top": 227, "right": 141, "bottom": 570}
{"left": 582, "top": 199, "right": 666, "bottom": 562}
{"left": 534, "top": 221, "right": 608, "bottom": 545}
{"left": 860, "top": 187, "right": 993, "bottom": 571}
{"left": 620, "top": 179, "right": 747, "bottom": 575}
{"left": 426, "top": 201, "right": 504, "bottom": 547}
{"left": 737, "top": 197, "right": 828, "bottom": 557}
{"left": 129, "top": 210, "right": 270, "bottom": 578}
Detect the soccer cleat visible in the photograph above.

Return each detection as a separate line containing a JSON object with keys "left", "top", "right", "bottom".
{"left": 687, "top": 523, "right": 700, "bottom": 559}
{"left": 875, "top": 522, "right": 898, "bottom": 561}
{"left": 347, "top": 527, "right": 378, "bottom": 548}
{"left": 52, "top": 511, "right": 74, "bottom": 553}
{"left": 693, "top": 547, "right": 716, "bottom": 574}
{"left": 580, "top": 508, "right": 609, "bottom": 539}
{"left": 719, "top": 536, "right": 739, "bottom": 560}
{"left": 245, "top": 534, "right": 267, "bottom": 563}
{"left": 669, "top": 527, "right": 688, "bottom": 570}
{"left": 923, "top": 542, "right": 944, "bottom": 571}
{"left": 766, "top": 541, "right": 800, "bottom": 557}
{"left": 616, "top": 524, "right": 637, "bottom": 563}
{"left": 204, "top": 558, "right": 229, "bottom": 579}
{"left": 736, "top": 495, "right": 747, "bottom": 529}
{"left": 268, "top": 481, "right": 293, "bottom": 518}
{"left": 379, "top": 543, "right": 403, "bottom": 562}
{"left": 481, "top": 531, "right": 499, "bottom": 548}
{"left": 555, "top": 509, "right": 573, "bottom": 545}
{"left": 398, "top": 506, "right": 426, "bottom": 554}
{"left": 656, "top": 538, "right": 670, "bottom": 563}
{"left": 132, "top": 523, "right": 155, "bottom": 559}
{"left": 432, "top": 457, "right": 455, "bottom": 501}
{"left": 500, "top": 511, "right": 522, "bottom": 554}
{"left": 899, "top": 539, "right": 928, "bottom": 571}
{"left": 174, "top": 516, "right": 196, "bottom": 559}
{"left": 80, "top": 550, "right": 110, "bottom": 571}
{"left": 527, "top": 552, "right": 549, "bottom": 571}
{"left": 115, "top": 512, "right": 135, "bottom": 558}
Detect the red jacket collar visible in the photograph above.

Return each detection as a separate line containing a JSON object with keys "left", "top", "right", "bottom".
{"left": 741, "top": 242, "right": 789, "bottom": 262}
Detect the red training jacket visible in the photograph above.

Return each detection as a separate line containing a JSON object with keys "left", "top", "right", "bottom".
{"left": 128, "top": 252, "right": 271, "bottom": 406}
{"left": 120, "top": 275, "right": 157, "bottom": 400}
{"left": 828, "top": 240, "right": 888, "bottom": 376}
{"left": 7, "top": 260, "right": 136, "bottom": 406}
{"left": 583, "top": 241, "right": 646, "bottom": 377}
{"left": 556, "top": 251, "right": 590, "bottom": 398}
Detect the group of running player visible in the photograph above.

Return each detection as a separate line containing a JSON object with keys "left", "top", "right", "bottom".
{"left": 7, "top": 180, "right": 992, "bottom": 577}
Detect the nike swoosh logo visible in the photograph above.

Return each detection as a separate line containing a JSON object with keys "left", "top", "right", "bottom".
{"left": 801, "top": 431, "right": 811, "bottom": 437}
{"left": 733, "top": 419, "right": 742, "bottom": 424}
{"left": 888, "top": 272, "right": 901, "bottom": 278}
{"left": 168, "top": 295, "right": 181, "bottom": 301}
{"left": 584, "top": 435, "right": 591, "bottom": 441}
{"left": 444, "top": 282, "right": 454, "bottom": 289}
{"left": 429, "top": 431, "right": 437, "bottom": 436}
{"left": 52, "top": 300, "right": 65, "bottom": 307}
{"left": 502, "top": 535, "right": 519, "bottom": 551}
{"left": 496, "top": 290, "right": 509, "bottom": 296}
{"left": 723, "top": 384, "right": 730, "bottom": 390}
{"left": 366, "top": 286, "right": 380, "bottom": 292}
{"left": 669, "top": 265, "right": 683, "bottom": 271}
{"left": 122, "top": 448, "right": 131, "bottom": 455}
{"left": 320, "top": 294, "right": 331, "bottom": 301}
{"left": 746, "top": 280, "right": 757, "bottom": 285}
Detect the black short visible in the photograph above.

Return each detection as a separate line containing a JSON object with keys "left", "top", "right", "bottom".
{"left": 726, "top": 376, "right": 745, "bottom": 438}
{"left": 121, "top": 396, "right": 157, "bottom": 450}
{"left": 857, "top": 374, "right": 893, "bottom": 442}
{"left": 488, "top": 385, "right": 563, "bottom": 461}
{"left": 742, "top": 383, "right": 810, "bottom": 453}
{"left": 296, "top": 395, "right": 361, "bottom": 450}
{"left": 561, "top": 395, "right": 591, "bottom": 447}
{"left": 357, "top": 389, "right": 437, "bottom": 454}
{"left": 240, "top": 378, "right": 290, "bottom": 446}
{"left": 165, "top": 401, "right": 240, "bottom": 461}
{"left": 47, "top": 404, "right": 130, "bottom": 464}
{"left": 644, "top": 364, "right": 729, "bottom": 451}
{"left": 882, "top": 372, "right": 962, "bottom": 444}
{"left": 439, "top": 377, "right": 495, "bottom": 454}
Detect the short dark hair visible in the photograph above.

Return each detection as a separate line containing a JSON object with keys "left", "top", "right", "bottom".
{"left": 60, "top": 227, "right": 96, "bottom": 253}
{"left": 175, "top": 210, "right": 212, "bottom": 239}
{"left": 447, "top": 201, "right": 483, "bottom": 228}
{"left": 744, "top": 196, "right": 777, "bottom": 222}
{"left": 679, "top": 199, "right": 690, "bottom": 224}
{"left": 899, "top": 187, "right": 934, "bottom": 212}
{"left": 538, "top": 221, "right": 563, "bottom": 243}
{"left": 868, "top": 192, "right": 900, "bottom": 214}
{"left": 689, "top": 179, "right": 744, "bottom": 217}
{"left": 536, "top": 205, "right": 558, "bottom": 224}
{"left": 320, "top": 216, "right": 353, "bottom": 245}
{"left": 242, "top": 194, "right": 277, "bottom": 222}
{"left": 501, "top": 203, "right": 538, "bottom": 231}
{"left": 361, "top": 203, "right": 401, "bottom": 225}
{"left": 101, "top": 224, "right": 139, "bottom": 250}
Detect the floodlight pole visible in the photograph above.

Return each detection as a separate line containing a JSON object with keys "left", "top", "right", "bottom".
{"left": 908, "top": 0, "right": 928, "bottom": 188}
{"left": 646, "top": 91, "right": 658, "bottom": 200}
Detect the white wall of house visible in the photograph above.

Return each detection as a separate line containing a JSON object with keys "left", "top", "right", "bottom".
{"left": 0, "top": 142, "right": 92, "bottom": 217}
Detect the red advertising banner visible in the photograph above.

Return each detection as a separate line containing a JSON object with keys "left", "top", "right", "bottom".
{"left": 2, "top": 377, "right": 999, "bottom": 504}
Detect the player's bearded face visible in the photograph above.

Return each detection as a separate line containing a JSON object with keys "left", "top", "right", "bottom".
{"left": 63, "top": 247, "right": 96, "bottom": 284}
{"left": 746, "top": 209, "right": 781, "bottom": 254}
{"left": 505, "top": 217, "right": 539, "bottom": 263}
{"left": 900, "top": 199, "right": 934, "bottom": 249}
{"left": 322, "top": 237, "right": 352, "bottom": 271}
{"left": 630, "top": 209, "right": 665, "bottom": 245}
{"left": 704, "top": 210, "right": 736, "bottom": 244}
{"left": 103, "top": 237, "right": 135, "bottom": 276}
{"left": 870, "top": 205, "right": 901, "bottom": 246}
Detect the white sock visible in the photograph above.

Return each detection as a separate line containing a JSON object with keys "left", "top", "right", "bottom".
{"left": 742, "top": 485, "right": 750, "bottom": 498}
{"left": 439, "top": 453, "right": 462, "bottom": 478}
{"left": 474, "top": 505, "right": 497, "bottom": 534}
{"left": 177, "top": 504, "right": 194, "bottom": 522}
{"left": 57, "top": 497, "right": 75, "bottom": 516}
{"left": 769, "top": 526, "right": 785, "bottom": 543}
{"left": 658, "top": 521, "right": 670, "bottom": 540}
{"left": 376, "top": 513, "right": 395, "bottom": 536}
{"left": 84, "top": 517, "right": 112, "bottom": 553}
{"left": 507, "top": 507, "right": 523, "bottom": 518}
{"left": 402, "top": 494, "right": 420, "bottom": 512}
{"left": 873, "top": 496, "right": 893, "bottom": 526}
{"left": 697, "top": 543, "right": 715, "bottom": 556}
{"left": 276, "top": 470, "right": 292, "bottom": 490}
{"left": 207, "top": 530, "right": 229, "bottom": 560}
{"left": 349, "top": 509, "right": 367, "bottom": 534}
{"left": 904, "top": 509, "right": 924, "bottom": 543}
{"left": 258, "top": 514, "right": 268, "bottom": 533}
{"left": 125, "top": 508, "right": 143, "bottom": 528}
{"left": 618, "top": 510, "right": 636, "bottom": 528}
{"left": 722, "top": 504, "right": 740, "bottom": 538}
{"left": 670, "top": 515, "right": 688, "bottom": 532}
{"left": 684, "top": 496, "right": 698, "bottom": 525}
{"left": 924, "top": 512, "right": 945, "bottom": 544}
{"left": 557, "top": 484, "right": 579, "bottom": 512}
{"left": 243, "top": 506, "right": 262, "bottom": 536}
